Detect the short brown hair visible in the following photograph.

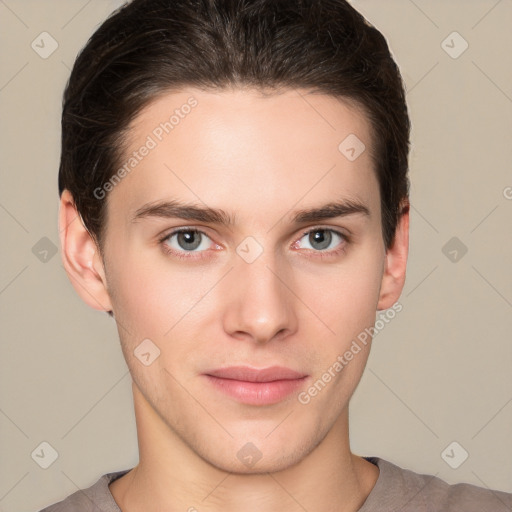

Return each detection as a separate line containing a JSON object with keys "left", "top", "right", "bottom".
{"left": 59, "top": 0, "right": 410, "bottom": 253}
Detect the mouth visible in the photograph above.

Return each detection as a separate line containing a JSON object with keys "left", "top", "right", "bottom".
{"left": 203, "top": 366, "right": 309, "bottom": 405}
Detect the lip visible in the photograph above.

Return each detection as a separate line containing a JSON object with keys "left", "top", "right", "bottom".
{"left": 203, "top": 366, "right": 309, "bottom": 405}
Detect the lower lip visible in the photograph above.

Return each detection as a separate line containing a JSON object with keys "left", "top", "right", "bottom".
{"left": 204, "top": 375, "right": 308, "bottom": 405}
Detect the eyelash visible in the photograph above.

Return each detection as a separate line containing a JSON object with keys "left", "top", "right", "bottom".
{"left": 158, "top": 226, "right": 350, "bottom": 261}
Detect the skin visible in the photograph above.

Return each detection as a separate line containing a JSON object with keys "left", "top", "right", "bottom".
{"left": 59, "top": 87, "right": 409, "bottom": 512}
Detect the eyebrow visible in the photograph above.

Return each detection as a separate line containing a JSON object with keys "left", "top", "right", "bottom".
{"left": 131, "top": 198, "right": 370, "bottom": 226}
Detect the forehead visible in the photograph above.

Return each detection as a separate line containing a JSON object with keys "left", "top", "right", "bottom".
{"left": 107, "top": 87, "right": 379, "bottom": 223}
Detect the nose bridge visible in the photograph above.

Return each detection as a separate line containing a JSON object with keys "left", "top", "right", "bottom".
{"left": 222, "top": 241, "right": 297, "bottom": 343}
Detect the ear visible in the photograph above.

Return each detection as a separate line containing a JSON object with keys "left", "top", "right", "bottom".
{"left": 58, "top": 189, "right": 113, "bottom": 313}
{"left": 377, "top": 200, "right": 409, "bottom": 311}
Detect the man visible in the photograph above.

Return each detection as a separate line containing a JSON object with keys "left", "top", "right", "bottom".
{"left": 40, "top": 0, "right": 511, "bottom": 510}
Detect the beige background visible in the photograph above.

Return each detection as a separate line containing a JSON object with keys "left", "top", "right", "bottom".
{"left": 1, "top": 0, "right": 511, "bottom": 510}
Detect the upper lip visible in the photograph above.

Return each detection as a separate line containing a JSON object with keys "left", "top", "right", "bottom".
{"left": 205, "top": 366, "right": 307, "bottom": 383}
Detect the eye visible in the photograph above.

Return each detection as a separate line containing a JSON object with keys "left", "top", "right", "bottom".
{"left": 159, "top": 228, "right": 215, "bottom": 259}
{"left": 294, "top": 227, "right": 348, "bottom": 257}
{"left": 159, "top": 226, "right": 349, "bottom": 261}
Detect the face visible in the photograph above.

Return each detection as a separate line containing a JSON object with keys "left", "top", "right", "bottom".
{"left": 64, "top": 87, "right": 407, "bottom": 474}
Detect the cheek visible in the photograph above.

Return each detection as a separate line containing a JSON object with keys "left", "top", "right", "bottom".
{"left": 299, "top": 257, "right": 383, "bottom": 413}
{"left": 107, "top": 248, "right": 214, "bottom": 341}
{"left": 105, "top": 248, "right": 171, "bottom": 335}
{"left": 108, "top": 259, "right": 204, "bottom": 390}
{"left": 303, "top": 251, "right": 383, "bottom": 341}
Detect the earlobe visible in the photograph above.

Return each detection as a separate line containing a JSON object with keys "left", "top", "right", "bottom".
{"left": 58, "top": 189, "right": 113, "bottom": 313}
{"left": 377, "top": 201, "right": 410, "bottom": 311}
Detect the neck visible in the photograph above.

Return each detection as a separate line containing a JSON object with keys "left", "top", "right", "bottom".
{"left": 109, "top": 383, "right": 379, "bottom": 512}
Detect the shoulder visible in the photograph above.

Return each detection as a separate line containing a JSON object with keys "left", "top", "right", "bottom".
{"left": 37, "top": 469, "right": 131, "bottom": 512}
{"left": 360, "top": 456, "right": 512, "bottom": 512}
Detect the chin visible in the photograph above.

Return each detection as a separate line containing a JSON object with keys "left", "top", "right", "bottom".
{"left": 194, "top": 433, "right": 316, "bottom": 476}
{"left": 208, "top": 450, "right": 304, "bottom": 475}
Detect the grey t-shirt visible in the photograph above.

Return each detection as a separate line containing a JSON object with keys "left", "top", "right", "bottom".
{"left": 38, "top": 456, "right": 512, "bottom": 511}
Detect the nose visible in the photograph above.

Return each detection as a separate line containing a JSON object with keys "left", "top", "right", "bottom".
{"left": 221, "top": 250, "right": 298, "bottom": 345}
